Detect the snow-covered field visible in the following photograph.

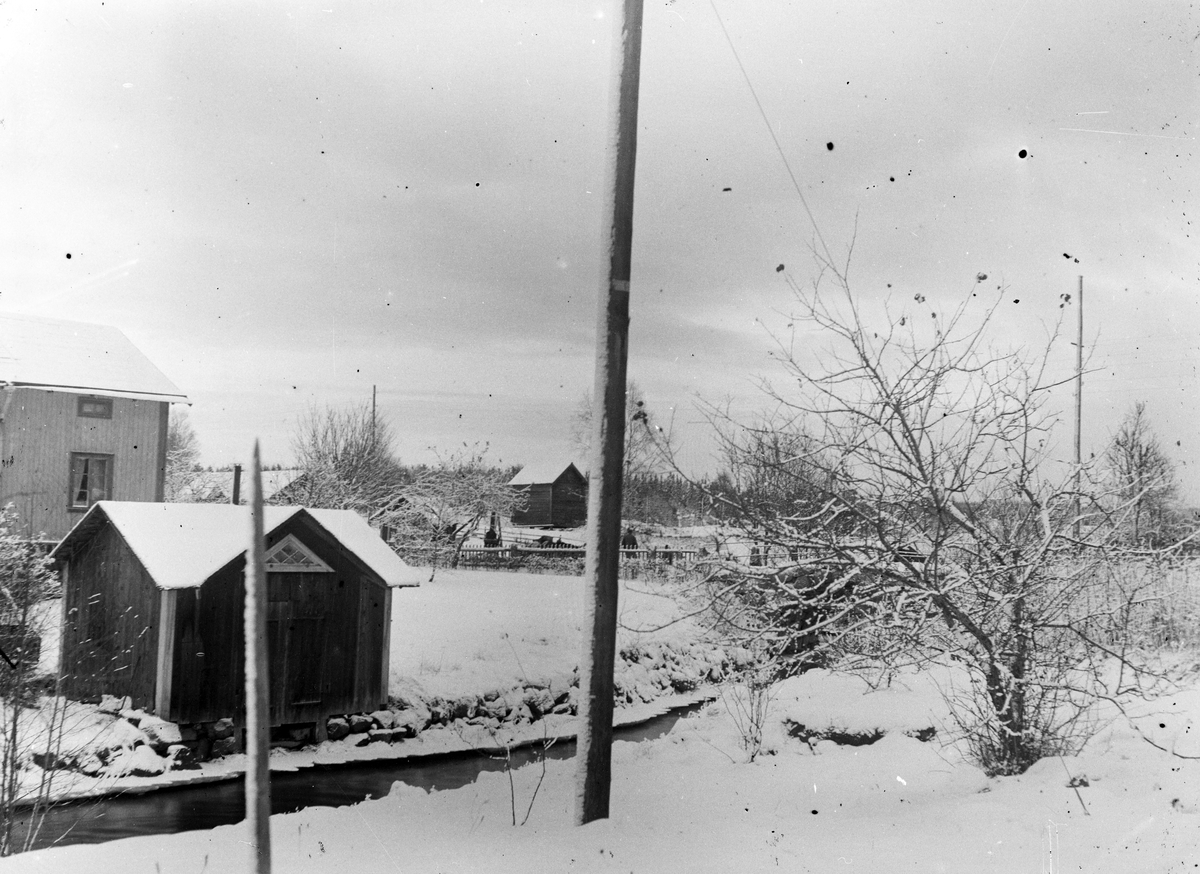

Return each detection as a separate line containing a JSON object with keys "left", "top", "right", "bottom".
{"left": 8, "top": 569, "right": 1200, "bottom": 872}
{"left": 391, "top": 568, "right": 700, "bottom": 699}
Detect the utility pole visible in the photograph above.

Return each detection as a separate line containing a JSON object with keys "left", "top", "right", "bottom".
{"left": 244, "top": 443, "right": 271, "bottom": 873}
{"left": 1073, "top": 275, "right": 1083, "bottom": 540}
{"left": 575, "top": 0, "right": 644, "bottom": 826}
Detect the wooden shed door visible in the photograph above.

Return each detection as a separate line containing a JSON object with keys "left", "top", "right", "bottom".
{"left": 267, "top": 572, "right": 331, "bottom": 724}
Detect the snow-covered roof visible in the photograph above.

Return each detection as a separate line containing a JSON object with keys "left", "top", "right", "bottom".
{"left": 508, "top": 460, "right": 586, "bottom": 486}
{"left": 0, "top": 312, "right": 188, "bottom": 403}
{"left": 52, "top": 501, "right": 421, "bottom": 589}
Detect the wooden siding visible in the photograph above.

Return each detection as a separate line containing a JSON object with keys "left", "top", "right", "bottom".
{"left": 60, "top": 509, "right": 396, "bottom": 726}
{"left": 0, "top": 388, "right": 169, "bottom": 541}
{"left": 165, "top": 512, "right": 390, "bottom": 725}
{"left": 550, "top": 470, "right": 588, "bottom": 527}
{"left": 60, "top": 520, "right": 161, "bottom": 708}
{"left": 511, "top": 471, "right": 587, "bottom": 527}
{"left": 511, "top": 483, "right": 553, "bottom": 526}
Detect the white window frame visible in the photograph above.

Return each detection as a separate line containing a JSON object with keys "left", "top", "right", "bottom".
{"left": 264, "top": 534, "right": 334, "bottom": 573}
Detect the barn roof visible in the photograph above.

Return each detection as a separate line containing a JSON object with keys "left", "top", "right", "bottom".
{"left": 0, "top": 312, "right": 188, "bottom": 403}
{"left": 51, "top": 502, "right": 421, "bottom": 590}
{"left": 508, "top": 459, "right": 586, "bottom": 486}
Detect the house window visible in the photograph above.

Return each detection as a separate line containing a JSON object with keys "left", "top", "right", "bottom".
{"left": 77, "top": 397, "right": 113, "bottom": 419}
{"left": 68, "top": 453, "right": 113, "bottom": 509}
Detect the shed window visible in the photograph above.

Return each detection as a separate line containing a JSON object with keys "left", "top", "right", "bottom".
{"left": 69, "top": 453, "right": 113, "bottom": 509}
{"left": 265, "top": 534, "right": 333, "bottom": 572}
{"left": 77, "top": 397, "right": 113, "bottom": 419}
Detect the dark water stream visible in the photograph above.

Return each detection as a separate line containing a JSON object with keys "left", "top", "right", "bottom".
{"left": 14, "top": 706, "right": 698, "bottom": 853}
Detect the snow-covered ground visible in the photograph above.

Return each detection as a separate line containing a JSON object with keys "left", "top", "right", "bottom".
{"left": 392, "top": 568, "right": 699, "bottom": 698}
{"left": 8, "top": 569, "right": 1200, "bottom": 872}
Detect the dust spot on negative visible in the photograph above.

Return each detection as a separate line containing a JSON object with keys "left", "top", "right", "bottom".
{"left": 826, "top": 142, "right": 834, "bottom": 151}
{"left": 65, "top": 253, "right": 72, "bottom": 259}
{"left": 1018, "top": 149, "right": 1028, "bottom": 159}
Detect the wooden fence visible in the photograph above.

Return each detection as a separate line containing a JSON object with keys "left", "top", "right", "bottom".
{"left": 456, "top": 545, "right": 700, "bottom": 574}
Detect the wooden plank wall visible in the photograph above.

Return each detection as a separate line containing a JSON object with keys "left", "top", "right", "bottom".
{"left": 169, "top": 562, "right": 246, "bottom": 724}
{"left": 168, "top": 514, "right": 391, "bottom": 726}
{"left": 551, "top": 472, "right": 588, "bottom": 527}
{"left": 512, "top": 483, "right": 553, "bottom": 525}
{"left": 61, "top": 522, "right": 161, "bottom": 708}
{"left": 0, "top": 388, "right": 169, "bottom": 541}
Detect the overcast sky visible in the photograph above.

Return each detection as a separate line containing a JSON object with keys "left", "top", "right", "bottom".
{"left": 3, "top": 1, "right": 1197, "bottom": 497}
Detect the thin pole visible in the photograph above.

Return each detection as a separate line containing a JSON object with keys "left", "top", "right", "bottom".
{"left": 1073, "top": 276, "right": 1083, "bottom": 540}
{"left": 575, "top": 0, "right": 644, "bottom": 826}
{"left": 371, "top": 385, "right": 377, "bottom": 448}
{"left": 244, "top": 443, "right": 271, "bottom": 873}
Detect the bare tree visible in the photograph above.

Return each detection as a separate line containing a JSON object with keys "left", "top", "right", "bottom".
{"left": 1105, "top": 402, "right": 1179, "bottom": 546}
{"left": 674, "top": 256, "right": 1191, "bottom": 775}
{"left": 572, "top": 381, "right": 661, "bottom": 479}
{"left": 281, "top": 402, "right": 407, "bottom": 521}
{"left": 388, "top": 444, "right": 524, "bottom": 574}
{"left": 0, "top": 506, "right": 66, "bottom": 856}
{"left": 163, "top": 409, "right": 210, "bottom": 502}
{"left": 572, "top": 381, "right": 665, "bottom": 519}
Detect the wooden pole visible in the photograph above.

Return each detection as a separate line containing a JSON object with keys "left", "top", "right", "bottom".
{"left": 232, "top": 463, "right": 242, "bottom": 505}
{"left": 1073, "top": 276, "right": 1083, "bottom": 540}
{"left": 244, "top": 443, "right": 271, "bottom": 872}
{"left": 575, "top": 0, "right": 644, "bottom": 826}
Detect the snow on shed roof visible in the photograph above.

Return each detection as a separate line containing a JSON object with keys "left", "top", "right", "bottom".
{"left": 508, "top": 460, "right": 586, "bottom": 486}
{"left": 51, "top": 502, "right": 421, "bottom": 590}
{"left": 0, "top": 312, "right": 188, "bottom": 402}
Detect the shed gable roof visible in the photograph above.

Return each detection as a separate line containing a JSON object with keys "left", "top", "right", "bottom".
{"left": 0, "top": 312, "right": 188, "bottom": 402}
{"left": 508, "top": 460, "right": 586, "bottom": 487}
{"left": 51, "top": 502, "right": 421, "bottom": 589}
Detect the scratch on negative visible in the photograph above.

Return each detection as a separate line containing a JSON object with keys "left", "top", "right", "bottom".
{"left": 1059, "top": 128, "right": 1194, "bottom": 140}
{"left": 353, "top": 806, "right": 404, "bottom": 870}
{"left": 987, "top": 0, "right": 1032, "bottom": 78}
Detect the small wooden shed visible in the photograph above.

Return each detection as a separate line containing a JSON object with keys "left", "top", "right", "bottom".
{"left": 52, "top": 502, "right": 420, "bottom": 730}
{"left": 508, "top": 460, "right": 588, "bottom": 528}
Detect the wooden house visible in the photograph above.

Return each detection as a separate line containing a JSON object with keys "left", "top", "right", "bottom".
{"left": 508, "top": 460, "right": 588, "bottom": 528}
{"left": 0, "top": 313, "right": 188, "bottom": 543}
{"left": 51, "top": 502, "right": 420, "bottom": 733}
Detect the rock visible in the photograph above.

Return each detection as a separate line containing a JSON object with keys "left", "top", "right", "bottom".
{"left": 509, "top": 703, "right": 533, "bottom": 724}
{"left": 165, "top": 744, "right": 200, "bottom": 771}
{"left": 449, "top": 696, "right": 478, "bottom": 720}
{"left": 119, "top": 708, "right": 147, "bottom": 726}
{"left": 367, "top": 728, "right": 400, "bottom": 744}
{"left": 523, "top": 688, "right": 555, "bottom": 720}
{"left": 179, "top": 725, "right": 199, "bottom": 742}
{"left": 427, "top": 698, "right": 450, "bottom": 725}
{"left": 211, "top": 736, "right": 238, "bottom": 758}
{"left": 481, "top": 696, "right": 509, "bottom": 720}
{"left": 326, "top": 717, "right": 351, "bottom": 741}
{"left": 109, "top": 745, "right": 167, "bottom": 777}
{"left": 407, "top": 703, "right": 433, "bottom": 731}
{"left": 669, "top": 670, "right": 698, "bottom": 693}
{"left": 78, "top": 753, "right": 107, "bottom": 777}
{"left": 392, "top": 711, "right": 420, "bottom": 738}
{"left": 97, "top": 694, "right": 132, "bottom": 715}
{"left": 348, "top": 714, "right": 373, "bottom": 734}
{"left": 707, "top": 665, "right": 725, "bottom": 684}
{"left": 31, "top": 750, "right": 77, "bottom": 771}
{"left": 211, "top": 717, "right": 236, "bottom": 740}
{"left": 140, "top": 718, "right": 184, "bottom": 753}
{"left": 370, "top": 710, "right": 396, "bottom": 730}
